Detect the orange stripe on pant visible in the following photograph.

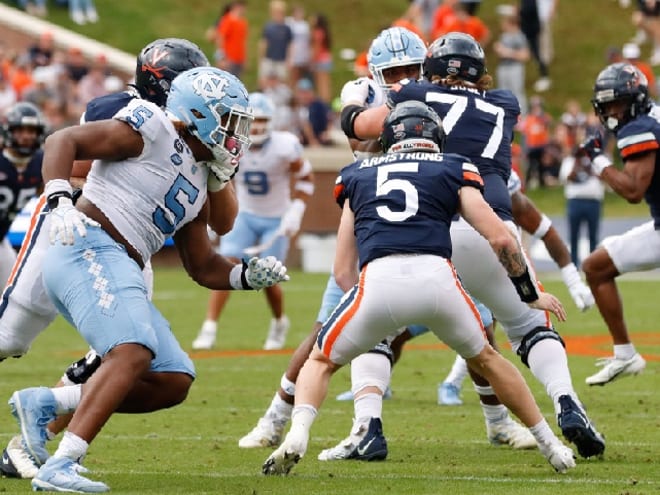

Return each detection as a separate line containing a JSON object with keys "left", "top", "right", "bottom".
{"left": 447, "top": 259, "right": 487, "bottom": 339}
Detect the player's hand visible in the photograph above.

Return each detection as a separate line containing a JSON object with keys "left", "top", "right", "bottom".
{"left": 207, "top": 160, "right": 239, "bottom": 192}
{"left": 527, "top": 292, "right": 567, "bottom": 322}
{"left": 279, "top": 199, "right": 306, "bottom": 236}
{"left": 579, "top": 131, "right": 604, "bottom": 161}
{"left": 243, "top": 256, "right": 290, "bottom": 289}
{"left": 49, "top": 197, "right": 100, "bottom": 245}
{"left": 340, "top": 78, "right": 371, "bottom": 106}
{"left": 560, "top": 263, "right": 595, "bottom": 312}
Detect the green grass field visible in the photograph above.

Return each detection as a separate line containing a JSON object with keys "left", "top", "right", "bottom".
{"left": 0, "top": 268, "right": 657, "bottom": 494}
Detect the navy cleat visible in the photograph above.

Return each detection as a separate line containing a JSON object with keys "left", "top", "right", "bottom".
{"left": 318, "top": 417, "right": 388, "bottom": 461}
{"left": 557, "top": 395, "right": 605, "bottom": 459}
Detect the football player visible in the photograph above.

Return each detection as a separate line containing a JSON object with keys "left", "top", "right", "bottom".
{"left": 340, "top": 31, "right": 606, "bottom": 460}
{"left": 191, "top": 91, "right": 314, "bottom": 351}
{"left": 13, "top": 66, "right": 287, "bottom": 493}
{"left": 262, "top": 100, "right": 575, "bottom": 476}
{"left": 0, "top": 102, "right": 46, "bottom": 287}
{"left": 580, "top": 62, "right": 655, "bottom": 385}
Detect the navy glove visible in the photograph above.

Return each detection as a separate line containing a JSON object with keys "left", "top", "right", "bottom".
{"left": 579, "top": 131, "right": 604, "bottom": 161}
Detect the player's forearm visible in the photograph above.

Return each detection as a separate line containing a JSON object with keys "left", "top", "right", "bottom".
{"left": 542, "top": 228, "right": 571, "bottom": 268}
{"left": 600, "top": 168, "right": 645, "bottom": 203}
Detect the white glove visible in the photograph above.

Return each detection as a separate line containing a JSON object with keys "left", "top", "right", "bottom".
{"left": 279, "top": 199, "right": 306, "bottom": 237}
{"left": 340, "top": 77, "right": 371, "bottom": 107}
{"left": 560, "top": 263, "right": 595, "bottom": 312}
{"left": 207, "top": 159, "right": 238, "bottom": 192}
{"left": 49, "top": 196, "right": 100, "bottom": 245}
{"left": 243, "top": 256, "right": 290, "bottom": 289}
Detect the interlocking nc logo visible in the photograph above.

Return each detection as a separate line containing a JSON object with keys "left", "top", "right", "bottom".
{"left": 192, "top": 73, "right": 229, "bottom": 100}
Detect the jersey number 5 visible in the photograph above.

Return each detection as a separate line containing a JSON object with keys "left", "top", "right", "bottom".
{"left": 376, "top": 163, "right": 419, "bottom": 222}
{"left": 153, "top": 174, "right": 200, "bottom": 235}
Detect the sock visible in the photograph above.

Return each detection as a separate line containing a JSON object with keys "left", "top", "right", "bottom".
{"left": 481, "top": 403, "right": 508, "bottom": 424}
{"left": 529, "top": 418, "right": 557, "bottom": 446}
{"left": 265, "top": 392, "right": 293, "bottom": 422}
{"left": 53, "top": 431, "right": 88, "bottom": 463}
{"left": 443, "top": 355, "right": 469, "bottom": 388}
{"left": 526, "top": 339, "right": 575, "bottom": 414}
{"left": 290, "top": 404, "right": 317, "bottom": 434}
{"left": 354, "top": 392, "right": 382, "bottom": 423}
{"left": 613, "top": 343, "right": 636, "bottom": 360}
{"left": 201, "top": 320, "right": 217, "bottom": 334}
{"left": 50, "top": 385, "right": 82, "bottom": 415}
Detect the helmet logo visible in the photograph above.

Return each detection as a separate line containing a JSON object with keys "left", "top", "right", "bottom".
{"left": 149, "top": 47, "right": 169, "bottom": 66}
{"left": 192, "top": 73, "right": 229, "bottom": 100}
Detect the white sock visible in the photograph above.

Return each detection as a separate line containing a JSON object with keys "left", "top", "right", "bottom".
{"left": 481, "top": 403, "right": 508, "bottom": 424}
{"left": 354, "top": 392, "right": 382, "bottom": 423}
{"left": 201, "top": 320, "right": 217, "bottom": 334}
{"left": 613, "top": 343, "right": 636, "bottom": 360}
{"left": 526, "top": 339, "right": 575, "bottom": 414}
{"left": 50, "top": 385, "right": 82, "bottom": 415}
{"left": 266, "top": 392, "right": 293, "bottom": 421}
{"left": 529, "top": 418, "right": 557, "bottom": 446}
{"left": 53, "top": 431, "right": 88, "bottom": 463}
{"left": 443, "top": 355, "right": 469, "bottom": 388}
{"left": 290, "top": 404, "right": 317, "bottom": 432}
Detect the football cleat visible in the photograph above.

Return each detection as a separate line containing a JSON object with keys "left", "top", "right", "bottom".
{"left": 487, "top": 416, "right": 537, "bottom": 450}
{"left": 191, "top": 321, "right": 217, "bottom": 350}
{"left": 8, "top": 387, "right": 57, "bottom": 466}
{"left": 317, "top": 417, "right": 388, "bottom": 461}
{"left": 585, "top": 353, "right": 646, "bottom": 386}
{"left": 336, "top": 387, "right": 393, "bottom": 402}
{"left": 263, "top": 316, "right": 290, "bottom": 351}
{"left": 32, "top": 456, "right": 109, "bottom": 493}
{"left": 437, "top": 382, "right": 463, "bottom": 406}
{"left": 557, "top": 395, "right": 605, "bottom": 458}
{"left": 538, "top": 441, "right": 576, "bottom": 473}
{"left": 262, "top": 427, "right": 308, "bottom": 476}
{"left": 238, "top": 416, "right": 286, "bottom": 449}
{"left": 0, "top": 435, "right": 39, "bottom": 479}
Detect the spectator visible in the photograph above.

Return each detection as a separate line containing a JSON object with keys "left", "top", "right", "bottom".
{"left": 559, "top": 146, "right": 605, "bottom": 268}
{"left": 8, "top": 55, "right": 33, "bottom": 101}
{"left": 520, "top": 0, "right": 555, "bottom": 92}
{"left": 258, "top": 0, "right": 293, "bottom": 88}
{"left": 622, "top": 42, "right": 657, "bottom": 97}
{"left": 27, "top": 32, "right": 55, "bottom": 68}
{"left": 408, "top": 0, "right": 441, "bottom": 41}
{"left": 559, "top": 99, "right": 587, "bottom": 153}
{"left": 294, "top": 78, "right": 333, "bottom": 146}
{"left": 493, "top": 4, "right": 530, "bottom": 113}
{"left": 260, "top": 70, "right": 295, "bottom": 131}
{"left": 76, "top": 57, "right": 111, "bottom": 106}
{"left": 519, "top": 95, "right": 552, "bottom": 189}
{"left": 392, "top": 5, "right": 427, "bottom": 41}
{"left": 64, "top": 47, "right": 89, "bottom": 83}
{"left": 310, "top": 13, "right": 333, "bottom": 103}
{"left": 286, "top": 3, "right": 312, "bottom": 88}
{"left": 0, "top": 74, "right": 17, "bottom": 116}
{"left": 18, "top": 0, "right": 47, "bottom": 17}
{"left": 433, "top": 0, "right": 491, "bottom": 46}
{"left": 22, "top": 66, "right": 57, "bottom": 108}
{"left": 431, "top": 0, "right": 460, "bottom": 41}
{"left": 630, "top": 0, "right": 660, "bottom": 65}
{"left": 69, "top": 0, "right": 99, "bottom": 25}
{"left": 211, "top": 1, "right": 248, "bottom": 77}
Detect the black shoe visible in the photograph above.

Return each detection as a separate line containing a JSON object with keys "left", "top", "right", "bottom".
{"left": 348, "top": 418, "right": 388, "bottom": 461}
{"left": 0, "top": 448, "right": 21, "bottom": 478}
{"left": 557, "top": 395, "right": 605, "bottom": 458}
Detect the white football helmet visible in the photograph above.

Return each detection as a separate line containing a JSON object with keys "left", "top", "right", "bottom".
{"left": 248, "top": 92, "right": 275, "bottom": 146}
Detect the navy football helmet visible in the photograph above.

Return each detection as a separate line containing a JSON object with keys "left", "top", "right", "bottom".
{"left": 424, "top": 32, "right": 486, "bottom": 83}
{"left": 591, "top": 62, "right": 651, "bottom": 132}
{"left": 380, "top": 101, "right": 445, "bottom": 154}
{"left": 134, "top": 38, "right": 210, "bottom": 107}
{"left": 167, "top": 67, "right": 253, "bottom": 166}
{"left": 367, "top": 26, "right": 426, "bottom": 89}
{"left": 2, "top": 101, "right": 46, "bottom": 156}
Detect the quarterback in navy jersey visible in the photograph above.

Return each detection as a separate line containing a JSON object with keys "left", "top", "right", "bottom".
{"left": 0, "top": 102, "right": 46, "bottom": 286}
{"left": 263, "top": 101, "right": 575, "bottom": 477}
{"left": 581, "top": 62, "right": 658, "bottom": 386}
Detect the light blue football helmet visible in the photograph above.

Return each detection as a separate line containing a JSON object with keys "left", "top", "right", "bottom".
{"left": 248, "top": 92, "right": 275, "bottom": 145}
{"left": 166, "top": 66, "right": 253, "bottom": 165}
{"left": 367, "top": 26, "right": 426, "bottom": 90}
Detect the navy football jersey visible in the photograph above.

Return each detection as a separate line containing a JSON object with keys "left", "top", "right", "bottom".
{"left": 0, "top": 150, "right": 44, "bottom": 241}
{"left": 388, "top": 80, "right": 520, "bottom": 221}
{"left": 615, "top": 111, "right": 660, "bottom": 228}
{"left": 334, "top": 151, "right": 484, "bottom": 268}
{"left": 82, "top": 89, "right": 137, "bottom": 123}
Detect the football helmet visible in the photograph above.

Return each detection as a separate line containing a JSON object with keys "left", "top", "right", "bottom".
{"left": 379, "top": 100, "right": 445, "bottom": 154}
{"left": 166, "top": 66, "right": 253, "bottom": 166}
{"left": 591, "top": 62, "right": 651, "bottom": 132}
{"left": 367, "top": 26, "right": 426, "bottom": 89}
{"left": 2, "top": 101, "right": 46, "bottom": 156}
{"left": 424, "top": 32, "right": 486, "bottom": 83}
{"left": 134, "top": 38, "right": 210, "bottom": 107}
{"left": 248, "top": 92, "right": 275, "bottom": 146}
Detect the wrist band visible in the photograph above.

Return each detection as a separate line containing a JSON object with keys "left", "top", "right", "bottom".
{"left": 592, "top": 154, "right": 612, "bottom": 176}
{"left": 509, "top": 268, "right": 539, "bottom": 303}
{"left": 229, "top": 261, "right": 253, "bottom": 290}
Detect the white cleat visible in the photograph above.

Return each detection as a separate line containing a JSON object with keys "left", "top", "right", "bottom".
{"left": 487, "top": 417, "right": 538, "bottom": 450}
{"left": 585, "top": 353, "right": 646, "bottom": 386}
{"left": 262, "top": 430, "right": 307, "bottom": 476}
{"left": 191, "top": 321, "right": 217, "bottom": 350}
{"left": 263, "top": 316, "right": 290, "bottom": 350}
{"left": 238, "top": 417, "right": 286, "bottom": 449}
{"left": 1, "top": 435, "right": 39, "bottom": 479}
{"left": 539, "top": 442, "right": 576, "bottom": 474}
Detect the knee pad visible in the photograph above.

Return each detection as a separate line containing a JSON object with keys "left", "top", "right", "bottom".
{"left": 516, "top": 326, "right": 565, "bottom": 367}
{"left": 367, "top": 339, "right": 394, "bottom": 365}
{"left": 351, "top": 352, "right": 391, "bottom": 395}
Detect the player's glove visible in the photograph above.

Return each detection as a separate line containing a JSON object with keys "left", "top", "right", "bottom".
{"left": 340, "top": 78, "right": 371, "bottom": 106}
{"left": 49, "top": 196, "right": 100, "bottom": 245}
{"left": 207, "top": 159, "right": 239, "bottom": 192}
{"left": 279, "top": 199, "right": 306, "bottom": 237}
{"left": 230, "top": 256, "right": 290, "bottom": 290}
{"left": 560, "top": 263, "right": 595, "bottom": 312}
{"left": 579, "top": 131, "right": 611, "bottom": 176}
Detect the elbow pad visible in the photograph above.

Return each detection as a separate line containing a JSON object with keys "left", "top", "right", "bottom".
{"left": 340, "top": 105, "right": 366, "bottom": 141}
